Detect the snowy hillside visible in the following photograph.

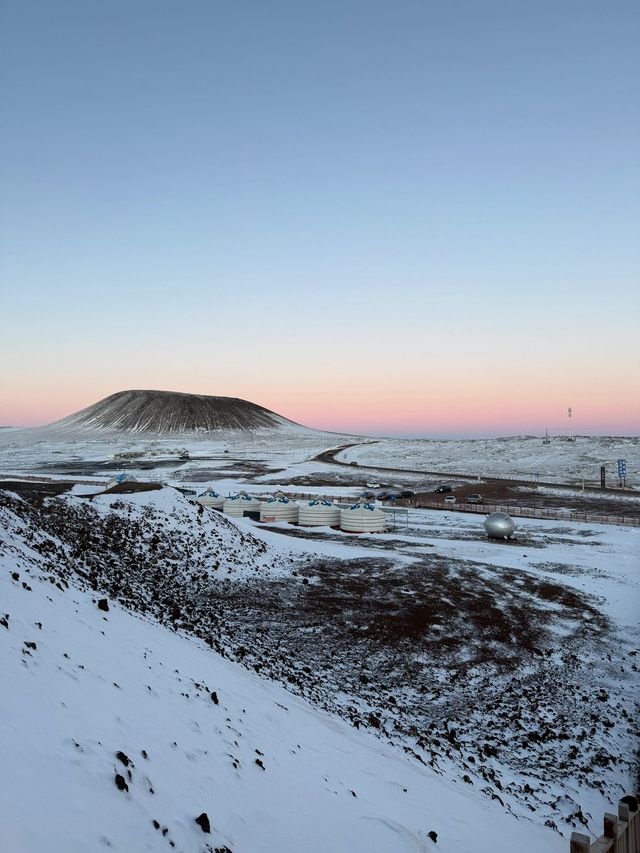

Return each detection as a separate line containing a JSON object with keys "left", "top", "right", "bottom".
{"left": 1, "top": 489, "right": 570, "bottom": 853}
{"left": 2, "top": 485, "right": 639, "bottom": 851}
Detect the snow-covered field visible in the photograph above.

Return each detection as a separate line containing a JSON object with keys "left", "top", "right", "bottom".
{"left": 0, "top": 424, "right": 356, "bottom": 485}
{"left": 2, "top": 484, "right": 638, "bottom": 852}
{"left": 1, "top": 425, "right": 637, "bottom": 493}
{"left": 337, "top": 436, "right": 640, "bottom": 488}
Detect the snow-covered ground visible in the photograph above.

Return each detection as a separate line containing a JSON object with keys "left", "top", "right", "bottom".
{"left": 2, "top": 485, "right": 638, "bottom": 851}
{"left": 0, "top": 425, "right": 637, "bottom": 493}
{"left": 337, "top": 435, "right": 640, "bottom": 488}
{"left": 0, "top": 424, "right": 356, "bottom": 485}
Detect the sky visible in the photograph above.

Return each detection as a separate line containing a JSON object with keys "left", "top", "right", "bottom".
{"left": 1, "top": 0, "right": 638, "bottom": 437}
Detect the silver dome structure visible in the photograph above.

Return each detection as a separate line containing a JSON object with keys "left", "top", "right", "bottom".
{"left": 483, "top": 512, "right": 516, "bottom": 540}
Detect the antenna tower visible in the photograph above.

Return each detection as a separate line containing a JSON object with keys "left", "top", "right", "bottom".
{"left": 567, "top": 406, "right": 575, "bottom": 442}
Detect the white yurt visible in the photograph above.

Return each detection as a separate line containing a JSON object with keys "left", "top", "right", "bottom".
{"left": 223, "top": 492, "right": 262, "bottom": 518}
{"left": 195, "top": 488, "right": 225, "bottom": 509}
{"left": 340, "top": 499, "right": 386, "bottom": 533}
{"left": 298, "top": 498, "right": 341, "bottom": 528}
{"left": 260, "top": 494, "right": 299, "bottom": 523}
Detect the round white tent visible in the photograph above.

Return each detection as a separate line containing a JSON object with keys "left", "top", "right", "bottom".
{"left": 223, "top": 492, "right": 262, "bottom": 518}
{"left": 260, "top": 494, "right": 299, "bottom": 523}
{"left": 298, "top": 498, "right": 341, "bottom": 528}
{"left": 195, "top": 488, "right": 225, "bottom": 509}
{"left": 340, "top": 499, "right": 386, "bottom": 533}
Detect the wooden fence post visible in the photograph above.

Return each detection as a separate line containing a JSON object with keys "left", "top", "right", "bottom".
{"left": 620, "top": 794, "right": 639, "bottom": 853}
{"left": 604, "top": 813, "right": 618, "bottom": 851}
{"left": 570, "top": 832, "right": 591, "bottom": 852}
{"left": 618, "top": 801, "right": 631, "bottom": 853}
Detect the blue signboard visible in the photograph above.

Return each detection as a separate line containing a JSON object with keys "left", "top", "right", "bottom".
{"left": 617, "top": 459, "right": 626, "bottom": 476}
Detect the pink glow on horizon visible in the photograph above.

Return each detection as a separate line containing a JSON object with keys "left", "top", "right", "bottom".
{"left": 2, "top": 387, "right": 638, "bottom": 438}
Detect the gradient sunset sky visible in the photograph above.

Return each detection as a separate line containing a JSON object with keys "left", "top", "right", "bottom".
{"left": 1, "top": 1, "right": 638, "bottom": 437}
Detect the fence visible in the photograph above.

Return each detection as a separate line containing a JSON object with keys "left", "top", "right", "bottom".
{"left": 0, "top": 473, "right": 107, "bottom": 487}
{"left": 416, "top": 499, "right": 640, "bottom": 528}
{"left": 571, "top": 794, "right": 639, "bottom": 852}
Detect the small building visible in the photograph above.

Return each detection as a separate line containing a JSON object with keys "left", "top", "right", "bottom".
{"left": 298, "top": 498, "right": 341, "bottom": 528}
{"left": 340, "top": 499, "right": 386, "bottom": 533}
{"left": 196, "top": 488, "right": 225, "bottom": 509}
{"left": 260, "top": 494, "right": 299, "bottom": 523}
{"left": 483, "top": 512, "right": 516, "bottom": 540}
{"left": 223, "top": 492, "right": 262, "bottom": 518}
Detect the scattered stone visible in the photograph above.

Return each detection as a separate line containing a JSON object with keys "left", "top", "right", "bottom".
{"left": 116, "top": 751, "right": 131, "bottom": 767}
{"left": 97, "top": 599, "right": 109, "bottom": 612}
{"left": 24, "top": 641, "right": 37, "bottom": 650}
{"left": 210, "top": 691, "right": 219, "bottom": 705}
{"left": 195, "top": 812, "right": 211, "bottom": 834}
{"left": 427, "top": 830, "right": 438, "bottom": 843}
{"left": 255, "top": 758, "right": 265, "bottom": 770}
{"left": 114, "top": 773, "right": 128, "bottom": 792}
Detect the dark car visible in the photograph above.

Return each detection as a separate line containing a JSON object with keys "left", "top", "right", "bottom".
{"left": 434, "top": 484, "right": 452, "bottom": 493}
{"left": 399, "top": 490, "right": 415, "bottom": 499}
{"left": 466, "top": 494, "right": 483, "bottom": 504}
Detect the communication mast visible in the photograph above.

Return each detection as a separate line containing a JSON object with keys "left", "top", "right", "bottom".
{"left": 566, "top": 406, "right": 576, "bottom": 442}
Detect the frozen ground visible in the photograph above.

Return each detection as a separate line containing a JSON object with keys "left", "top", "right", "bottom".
{"left": 337, "top": 436, "right": 640, "bottom": 488}
{"left": 1, "top": 498, "right": 556, "bottom": 853}
{"left": 1, "top": 486, "right": 638, "bottom": 851}
{"left": 0, "top": 424, "right": 358, "bottom": 485}
{"left": 0, "top": 425, "right": 637, "bottom": 494}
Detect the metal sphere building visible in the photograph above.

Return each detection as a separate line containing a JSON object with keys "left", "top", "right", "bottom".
{"left": 483, "top": 512, "right": 516, "bottom": 540}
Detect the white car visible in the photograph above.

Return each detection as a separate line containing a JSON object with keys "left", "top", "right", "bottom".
{"left": 444, "top": 495, "right": 456, "bottom": 504}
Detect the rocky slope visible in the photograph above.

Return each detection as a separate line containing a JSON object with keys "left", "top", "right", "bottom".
{"left": 0, "top": 486, "right": 564, "bottom": 852}
{"left": 1, "top": 486, "right": 637, "bottom": 848}
{"left": 49, "top": 390, "right": 305, "bottom": 434}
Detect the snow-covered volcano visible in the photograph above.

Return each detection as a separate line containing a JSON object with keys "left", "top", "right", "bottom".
{"left": 49, "top": 390, "right": 305, "bottom": 435}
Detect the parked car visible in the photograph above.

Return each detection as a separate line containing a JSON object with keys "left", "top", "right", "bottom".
{"left": 466, "top": 494, "right": 484, "bottom": 504}
{"left": 444, "top": 495, "right": 456, "bottom": 504}
{"left": 434, "top": 484, "right": 452, "bottom": 493}
{"left": 399, "top": 490, "right": 415, "bottom": 499}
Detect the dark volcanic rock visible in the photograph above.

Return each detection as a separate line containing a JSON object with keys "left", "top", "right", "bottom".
{"left": 50, "top": 389, "right": 302, "bottom": 434}
{"left": 195, "top": 812, "right": 211, "bottom": 833}
{"left": 114, "top": 774, "right": 129, "bottom": 792}
{"left": 97, "top": 599, "right": 109, "bottom": 612}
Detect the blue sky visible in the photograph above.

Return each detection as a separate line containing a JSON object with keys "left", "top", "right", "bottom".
{"left": 1, "top": 1, "right": 638, "bottom": 435}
